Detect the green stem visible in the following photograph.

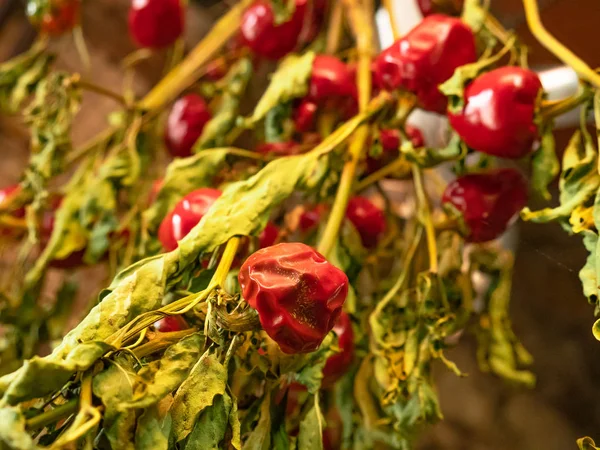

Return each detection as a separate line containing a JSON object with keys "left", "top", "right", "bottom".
{"left": 541, "top": 88, "right": 592, "bottom": 120}
{"left": 26, "top": 399, "right": 78, "bottom": 431}
{"left": 412, "top": 165, "right": 438, "bottom": 274}
{"left": 355, "top": 157, "right": 411, "bottom": 192}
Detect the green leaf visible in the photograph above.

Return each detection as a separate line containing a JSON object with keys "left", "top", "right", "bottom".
{"left": 244, "top": 390, "right": 272, "bottom": 450}
{"left": 184, "top": 393, "right": 234, "bottom": 450}
{"left": 143, "top": 149, "right": 229, "bottom": 233}
{"left": 121, "top": 333, "right": 203, "bottom": 410}
{"left": 297, "top": 394, "right": 324, "bottom": 450}
{"left": 578, "top": 437, "right": 600, "bottom": 450}
{"left": 0, "top": 341, "right": 111, "bottom": 406}
{"left": 171, "top": 351, "right": 227, "bottom": 442}
{"left": 247, "top": 52, "right": 315, "bottom": 125}
{"left": 401, "top": 132, "right": 466, "bottom": 168}
{"left": 93, "top": 356, "right": 138, "bottom": 450}
{"left": 195, "top": 58, "right": 252, "bottom": 150}
{"left": 522, "top": 130, "right": 600, "bottom": 225}
{"left": 531, "top": 122, "right": 559, "bottom": 201}
{"left": 135, "top": 396, "right": 173, "bottom": 450}
{"left": 293, "top": 332, "right": 337, "bottom": 394}
{"left": 579, "top": 231, "right": 600, "bottom": 310}
{"left": 264, "top": 102, "right": 293, "bottom": 143}
{"left": 0, "top": 406, "right": 37, "bottom": 450}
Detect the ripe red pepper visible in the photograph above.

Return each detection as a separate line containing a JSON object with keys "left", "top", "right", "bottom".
{"left": 158, "top": 188, "right": 222, "bottom": 251}
{"left": 0, "top": 185, "right": 25, "bottom": 219}
{"left": 298, "top": 204, "right": 327, "bottom": 232}
{"left": 322, "top": 311, "right": 354, "bottom": 387}
{"left": 346, "top": 196, "right": 386, "bottom": 248}
{"left": 294, "top": 99, "right": 318, "bottom": 133}
{"left": 366, "top": 125, "right": 425, "bottom": 173}
{"left": 373, "top": 14, "right": 476, "bottom": 113}
{"left": 417, "top": 0, "right": 463, "bottom": 16}
{"left": 308, "top": 55, "right": 357, "bottom": 103}
{"left": 441, "top": 168, "right": 528, "bottom": 243}
{"left": 27, "top": 0, "right": 80, "bottom": 36}
{"left": 128, "top": 0, "right": 184, "bottom": 49}
{"left": 258, "top": 221, "right": 279, "bottom": 248}
{"left": 448, "top": 67, "right": 543, "bottom": 159}
{"left": 154, "top": 315, "right": 189, "bottom": 333}
{"left": 238, "top": 242, "right": 349, "bottom": 353}
{"left": 240, "top": 0, "right": 306, "bottom": 60}
{"left": 164, "top": 94, "right": 212, "bottom": 158}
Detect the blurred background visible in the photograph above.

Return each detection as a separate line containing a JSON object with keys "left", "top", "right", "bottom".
{"left": 0, "top": 0, "right": 599, "bottom": 448}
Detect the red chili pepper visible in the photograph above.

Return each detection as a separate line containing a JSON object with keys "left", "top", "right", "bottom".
{"left": 128, "top": 0, "right": 184, "bottom": 49}
{"left": 366, "top": 125, "right": 425, "bottom": 173}
{"left": 346, "top": 196, "right": 386, "bottom": 248}
{"left": 417, "top": 0, "right": 463, "bottom": 16}
{"left": 0, "top": 185, "right": 25, "bottom": 219}
{"left": 27, "top": 0, "right": 81, "bottom": 36}
{"left": 322, "top": 311, "right": 354, "bottom": 387}
{"left": 238, "top": 242, "right": 349, "bottom": 353}
{"left": 448, "top": 67, "right": 543, "bottom": 159}
{"left": 164, "top": 94, "right": 212, "bottom": 158}
{"left": 158, "top": 188, "right": 222, "bottom": 251}
{"left": 323, "top": 408, "right": 343, "bottom": 450}
{"left": 441, "top": 168, "right": 528, "bottom": 243}
{"left": 154, "top": 315, "right": 189, "bottom": 333}
{"left": 258, "top": 221, "right": 279, "bottom": 248}
{"left": 240, "top": 0, "right": 306, "bottom": 60}
{"left": 373, "top": 14, "right": 476, "bottom": 113}
{"left": 256, "top": 141, "right": 300, "bottom": 156}
{"left": 308, "top": 55, "right": 357, "bottom": 103}
{"left": 298, "top": 204, "right": 327, "bottom": 232}
{"left": 294, "top": 99, "right": 318, "bottom": 133}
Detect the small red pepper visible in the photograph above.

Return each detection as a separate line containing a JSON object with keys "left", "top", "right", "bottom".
{"left": 346, "top": 196, "right": 386, "bottom": 248}
{"left": 322, "top": 311, "right": 354, "bottom": 388}
{"left": 373, "top": 14, "right": 476, "bottom": 113}
{"left": 154, "top": 315, "right": 189, "bottom": 333}
{"left": 239, "top": 242, "right": 349, "bottom": 354}
{"left": 441, "top": 168, "right": 528, "bottom": 243}
{"left": 308, "top": 55, "right": 357, "bottom": 103}
{"left": 0, "top": 185, "right": 25, "bottom": 219}
{"left": 258, "top": 221, "right": 279, "bottom": 248}
{"left": 27, "top": 0, "right": 81, "bottom": 36}
{"left": 158, "top": 188, "right": 222, "bottom": 251}
{"left": 366, "top": 125, "right": 425, "bottom": 173}
{"left": 128, "top": 0, "right": 184, "bottom": 49}
{"left": 448, "top": 67, "right": 543, "bottom": 159}
{"left": 294, "top": 99, "right": 318, "bottom": 133}
{"left": 240, "top": 0, "right": 306, "bottom": 60}
{"left": 164, "top": 94, "right": 212, "bottom": 158}
{"left": 298, "top": 204, "right": 327, "bottom": 232}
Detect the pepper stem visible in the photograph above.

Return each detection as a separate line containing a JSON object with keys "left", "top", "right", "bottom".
{"left": 26, "top": 398, "right": 79, "bottom": 431}
{"left": 412, "top": 165, "right": 438, "bottom": 274}
{"left": 212, "top": 237, "right": 240, "bottom": 289}
{"left": 522, "top": 0, "right": 600, "bottom": 89}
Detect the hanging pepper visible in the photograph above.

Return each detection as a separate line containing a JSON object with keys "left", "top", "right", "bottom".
{"left": 153, "top": 315, "right": 189, "bottom": 333}
{"left": 128, "top": 0, "right": 184, "bottom": 49}
{"left": 322, "top": 311, "right": 355, "bottom": 387}
{"left": 238, "top": 242, "right": 349, "bottom": 353}
{"left": 164, "top": 94, "right": 212, "bottom": 158}
{"left": 442, "top": 168, "right": 528, "bottom": 243}
{"left": 448, "top": 67, "right": 543, "bottom": 159}
{"left": 158, "top": 188, "right": 222, "bottom": 251}
{"left": 373, "top": 14, "right": 477, "bottom": 113}
{"left": 366, "top": 125, "right": 425, "bottom": 173}
{"left": 346, "top": 196, "right": 387, "bottom": 248}
{"left": 27, "top": 0, "right": 81, "bottom": 36}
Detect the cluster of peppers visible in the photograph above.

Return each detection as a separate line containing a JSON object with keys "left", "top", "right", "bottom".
{"left": 0, "top": 0, "right": 596, "bottom": 448}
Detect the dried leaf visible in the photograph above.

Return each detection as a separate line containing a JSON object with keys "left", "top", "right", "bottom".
{"left": 134, "top": 396, "right": 173, "bottom": 450}
{"left": 531, "top": 122, "right": 559, "bottom": 201}
{"left": 297, "top": 394, "right": 324, "bottom": 450}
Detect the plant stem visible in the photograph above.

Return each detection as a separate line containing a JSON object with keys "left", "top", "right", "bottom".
{"left": 382, "top": 0, "right": 400, "bottom": 39}
{"left": 412, "top": 165, "right": 438, "bottom": 273}
{"left": 139, "top": 0, "right": 253, "bottom": 111}
{"left": 318, "top": 0, "right": 374, "bottom": 257}
{"left": 541, "top": 87, "right": 592, "bottom": 120}
{"left": 522, "top": 0, "right": 600, "bottom": 89}
{"left": 74, "top": 76, "right": 129, "bottom": 107}
{"left": 212, "top": 237, "right": 240, "bottom": 289}
{"left": 355, "top": 157, "right": 412, "bottom": 192}
{"left": 26, "top": 399, "right": 78, "bottom": 431}
{"left": 325, "top": 1, "right": 344, "bottom": 54}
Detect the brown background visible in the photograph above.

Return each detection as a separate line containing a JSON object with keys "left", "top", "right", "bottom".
{"left": 1, "top": 0, "right": 600, "bottom": 448}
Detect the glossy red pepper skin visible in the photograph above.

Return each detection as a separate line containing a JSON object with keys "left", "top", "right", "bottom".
{"left": 240, "top": 0, "right": 306, "bottom": 60}
{"left": 322, "top": 311, "right": 354, "bottom": 387}
{"left": 346, "top": 197, "right": 386, "bottom": 248}
{"left": 441, "top": 168, "right": 528, "bottom": 243}
{"left": 366, "top": 125, "right": 425, "bottom": 173}
{"left": 308, "top": 55, "right": 357, "bottom": 103}
{"left": 154, "top": 315, "right": 189, "bottom": 333}
{"left": 448, "top": 67, "right": 543, "bottom": 159}
{"left": 294, "top": 99, "right": 318, "bottom": 133}
{"left": 239, "top": 242, "right": 349, "bottom": 354}
{"left": 373, "top": 14, "right": 476, "bottom": 113}
{"left": 417, "top": 0, "right": 463, "bottom": 16}
{"left": 158, "top": 188, "right": 222, "bottom": 251}
{"left": 128, "top": 0, "right": 184, "bottom": 49}
{"left": 258, "top": 222, "right": 279, "bottom": 248}
{"left": 27, "top": 0, "right": 81, "bottom": 36}
{"left": 164, "top": 94, "right": 212, "bottom": 158}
